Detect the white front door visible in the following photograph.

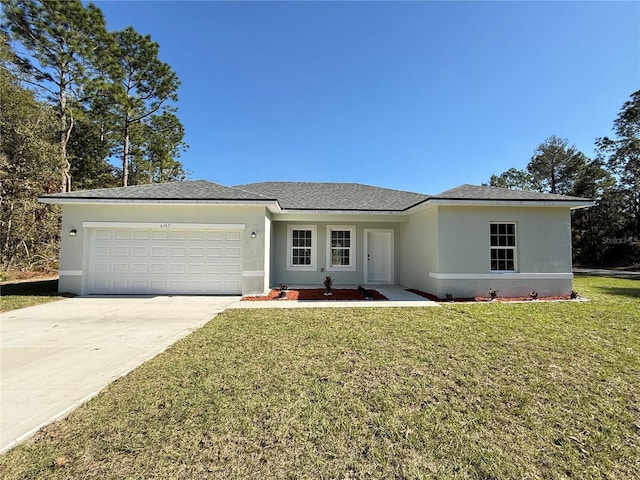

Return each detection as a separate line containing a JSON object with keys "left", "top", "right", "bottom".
{"left": 364, "top": 229, "right": 394, "bottom": 284}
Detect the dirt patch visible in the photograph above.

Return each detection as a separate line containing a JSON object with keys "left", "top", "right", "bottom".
{"left": 407, "top": 288, "right": 574, "bottom": 303}
{"left": 1, "top": 270, "right": 58, "bottom": 284}
{"left": 242, "top": 288, "right": 387, "bottom": 301}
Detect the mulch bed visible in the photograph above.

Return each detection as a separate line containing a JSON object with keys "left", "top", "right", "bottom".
{"left": 242, "top": 288, "right": 387, "bottom": 301}
{"left": 406, "top": 288, "right": 573, "bottom": 303}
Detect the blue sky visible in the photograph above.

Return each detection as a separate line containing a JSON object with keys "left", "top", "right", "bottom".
{"left": 94, "top": 0, "right": 640, "bottom": 195}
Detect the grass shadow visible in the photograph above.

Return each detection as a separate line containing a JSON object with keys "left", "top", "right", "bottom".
{"left": 0, "top": 279, "right": 63, "bottom": 297}
{"left": 595, "top": 286, "right": 640, "bottom": 300}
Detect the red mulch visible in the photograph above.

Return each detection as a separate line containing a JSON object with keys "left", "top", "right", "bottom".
{"left": 242, "top": 288, "right": 387, "bottom": 301}
{"left": 407, "top": 288, "right": 573, "bottom": 303}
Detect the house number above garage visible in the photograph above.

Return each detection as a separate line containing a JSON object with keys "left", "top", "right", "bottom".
{"left": 82, "top": 221, "right": 246, "bottom": 231}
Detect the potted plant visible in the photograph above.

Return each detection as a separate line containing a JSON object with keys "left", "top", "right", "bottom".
{"left": 323, "top": 276, "right": 333, "bottom": 296}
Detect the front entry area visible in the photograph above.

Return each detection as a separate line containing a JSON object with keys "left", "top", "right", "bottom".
{"left": 364, "top": 229, "right": 394, "bottom": 284}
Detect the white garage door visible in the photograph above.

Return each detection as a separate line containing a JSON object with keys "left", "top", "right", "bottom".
{"left": 88, "top": 228, "right": 243, "bottom": 295}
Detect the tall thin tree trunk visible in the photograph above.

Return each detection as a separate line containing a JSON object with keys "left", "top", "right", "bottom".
{"left": 122, "top": 115, "right": 130, "bottom": 187}
{"left": 59, "top": 76, "right": 72, "bottom": 192}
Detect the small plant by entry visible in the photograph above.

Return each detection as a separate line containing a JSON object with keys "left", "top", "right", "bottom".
{"left": 323, "top": 276, "right": 334, "bottom": 295}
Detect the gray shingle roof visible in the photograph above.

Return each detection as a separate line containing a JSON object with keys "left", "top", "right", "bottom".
{"left": 39, "top": 180, "right": 274, "bottom": 201}
{"left": 234, "top": 182, "right": 429, "bottom": 211}
{"left": 40, "top": 180, "right": 591, "bottom": 209}
{"left": 432, "top": 184, "right": 591, "bottom": 202}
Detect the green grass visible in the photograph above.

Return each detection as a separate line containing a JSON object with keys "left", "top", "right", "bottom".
{"left": 1, "top": 276, "right": 638, "bottom": 479}
{"left": 0, "top": 280, "right": 67, "bottom": 312}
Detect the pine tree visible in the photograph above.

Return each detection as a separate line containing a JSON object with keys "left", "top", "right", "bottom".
{"left": 2, "top": 0, "right": 115, "bottom": 192}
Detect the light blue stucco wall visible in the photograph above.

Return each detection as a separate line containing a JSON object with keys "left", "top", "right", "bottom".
{"left": 270, "top": 220, "right": 404, "bottom": 287}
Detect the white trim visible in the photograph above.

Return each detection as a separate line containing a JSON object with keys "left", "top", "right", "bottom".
{"left": 425, "top": 199, "right": 592, "bottom": 208}
{"left": 59, "top": 270, "right": 83, "bottom": 276}
{"left": 39, "top": 197, "right": 280, "bottom": 208}
{"left": 287, "top": 225, "right": 317, "bottom": 271}
{"left": 364, "top": 229, "right": 394, "bottom": 284}
{"left": 406, "top": 199, "right": 593, "bottom": 214}
{"left": 271, "top": 212, "right": 409, "bottom": 223}
{"left": 429, "top": 272, "right": 574, "bottom": 280}
{"left": 278, "top": 209, "right": 408, "bottom": 215}
{"left": 326, "top": 225, "right": 356, "bottom": 272}
{"left": 82, "top": 222, "right": 245, "bottom": 230}
{"left": 242, "top": 270, "right": 265, "bottom": 277}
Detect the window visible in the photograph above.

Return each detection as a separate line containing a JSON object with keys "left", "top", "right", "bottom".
{"left": 288, "top": 225, "right": 316, "bottom": 271}
{"left": 490, "top": 223, "right": 516, "bottom": 272}
{"left": 327, "top": 226, "right": 355, "bottom": 271}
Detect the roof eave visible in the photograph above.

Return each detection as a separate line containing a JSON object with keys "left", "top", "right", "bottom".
{"left": 38, "top": 197, "right": 281, "bottom": 209}
{"left": 424, "top": 199, "right": 594, "bottom": 208}
{"left": 278, "top": 208, "right": 409, "bottom": 215}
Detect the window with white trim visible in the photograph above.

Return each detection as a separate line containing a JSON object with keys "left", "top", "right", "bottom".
{"left": 490, "top": 222, "right": 517, "bottom": 272}
{"left": 287, "top": 225, "right": 316, "bottom": 271}
{"left": 326, "top": 226, "right": 355, "bottom": 271}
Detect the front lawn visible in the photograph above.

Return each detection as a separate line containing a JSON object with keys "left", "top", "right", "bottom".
{"left": 0, "top": 279, "right": 67, "bottom": 312}
{"left": 1, "top": 276, "right": 638, "bottom": 479}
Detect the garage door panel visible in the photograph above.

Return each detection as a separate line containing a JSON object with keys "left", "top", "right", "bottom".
{"left": 113, "top": 263, "right": 129, "bottom": 274}
{"left": 132, "top": 264, "right": 148, "bottom": 274}
{"left": 112, "top": 279, "right": 128, "bottom": 290}
{"left": 132, "top": 247, "right": 148, "bottom": 257}
{"left": 188, "top": 264, "right": 204, "bottom": 274}
{"left": 169, "top": 263, "right": 185, "bottom": 274}
{"left": 88, "top": 228, "right": 243, "bottom": 295}
{"left": 131, "top": 280, "right": 148, "bottom": 290}
{"left": 150, "top": 264, "right": 166, "bottom": 274}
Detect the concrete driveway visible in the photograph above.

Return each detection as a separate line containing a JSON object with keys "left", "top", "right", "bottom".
{"left": 0, "top": 295, "right": 239, "bottom": 453}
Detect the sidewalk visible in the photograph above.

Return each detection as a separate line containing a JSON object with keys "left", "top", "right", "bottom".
{"left": 573, "top": 268, "right": 640, "bottom": 279}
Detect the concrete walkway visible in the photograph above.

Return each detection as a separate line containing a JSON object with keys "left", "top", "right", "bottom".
{"left": 0, "top": 295, "right": 238, "bottom": 453}
{"left": 229, "top": 285, "right": 440, "bottom": 309}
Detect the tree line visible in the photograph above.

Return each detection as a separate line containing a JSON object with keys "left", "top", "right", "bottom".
{"left": 1, "top": 0, "right": 187, "bottom": 271}
{"left": 487, "top": 90, "right": 640, "bottom": 267}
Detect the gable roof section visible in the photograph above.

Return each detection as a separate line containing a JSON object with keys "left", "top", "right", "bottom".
{"left": 234, "top": 182, "right": 429, "bottom": 211}
{"left": 39, "top": 180, "right": 276, "bottom": 204}
{"left": 431, "top": 184, "right": 591, "bottom": 203}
